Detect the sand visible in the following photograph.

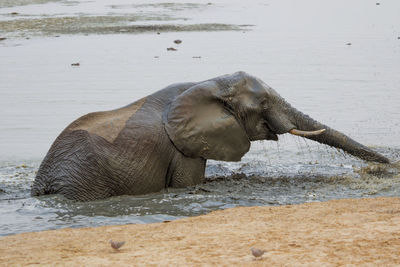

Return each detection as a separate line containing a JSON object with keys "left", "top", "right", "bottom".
{"left": 1, "top": 197, "right": 400, "bottom": 266}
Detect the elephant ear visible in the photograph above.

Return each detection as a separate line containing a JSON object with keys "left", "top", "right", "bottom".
{"left": 163, "top": 81, "right": 250, "bottom": 161}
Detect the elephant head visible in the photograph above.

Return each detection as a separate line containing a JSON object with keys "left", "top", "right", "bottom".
{"left": 164, "top": 72, "right": 389, "bottom": 163}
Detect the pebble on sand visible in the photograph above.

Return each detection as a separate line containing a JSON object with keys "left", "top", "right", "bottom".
{"left": 110, "top": 240, "right": 125, "bottom": 250}
{"left": 250, "top": 247, "right": 266, "bottom": 259}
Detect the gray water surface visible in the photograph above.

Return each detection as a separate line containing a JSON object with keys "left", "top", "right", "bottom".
{"left": 1, "top": 0, "right": 399, "bottom": 236}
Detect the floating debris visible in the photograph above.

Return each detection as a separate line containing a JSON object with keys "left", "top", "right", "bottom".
{"left": 0, "top": 37, "right": 6, "bottom": 41}
{"left": 10, "top": 12, "right": 19, "bottom": 15}
{"left": 192, "top": 56, "right": 201, "bottom": 59}
{"left": 174, "top": 39, "right": 182, "bottom": 44}
{"left": 154, "top": 56, "right": 159, "bottom": 58}
{"left": 71, "top": 62, "right": 80, "bottom": 66}
{"left": 167, "top": 47, "right": 177, "bottom": 51}
{"left": 346, "top": 43, "right": 352, "bottom": 46}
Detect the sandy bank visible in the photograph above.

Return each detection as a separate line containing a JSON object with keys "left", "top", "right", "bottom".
{"left": 1, "top": 197, "right": 400, "bottom": 266}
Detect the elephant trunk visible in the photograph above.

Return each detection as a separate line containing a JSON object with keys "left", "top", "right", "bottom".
{"left": 265, "top": 100, "right": 390, "bottom": 164}
{"left": 289, "top": 106, "right": 389, "bottom": 163}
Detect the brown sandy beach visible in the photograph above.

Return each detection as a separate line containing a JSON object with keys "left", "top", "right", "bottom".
{"left": 1, "top": 197, "right": 399, "bottom": 266}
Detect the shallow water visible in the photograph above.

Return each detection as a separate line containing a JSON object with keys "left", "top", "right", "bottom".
{"left": 0, "top": 0, "right": 399, "bottom": 236}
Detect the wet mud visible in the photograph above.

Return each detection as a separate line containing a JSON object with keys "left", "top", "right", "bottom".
{"left": 0, "top": 0, "right": 60, "bottom": 8}
{"left": 0, "top": 1, "right": 247, "bottom": 38}
{"left": 109, "top": 3, "right": 212, "bottom": 11}
{"left": 0, "top": 17, "right": 244, "bottom": 38}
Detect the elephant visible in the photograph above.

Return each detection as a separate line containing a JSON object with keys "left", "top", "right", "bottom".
{"left": 31, "top": 72, "right": 389, "bottom": 201}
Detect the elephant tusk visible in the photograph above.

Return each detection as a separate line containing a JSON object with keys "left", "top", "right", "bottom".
{"left": 289, "top": 128, "right": 326, "bottom": 137}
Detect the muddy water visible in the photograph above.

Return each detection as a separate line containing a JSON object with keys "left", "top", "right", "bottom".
{"left": 1, "top": 0, "right": 399, "bottom": 236}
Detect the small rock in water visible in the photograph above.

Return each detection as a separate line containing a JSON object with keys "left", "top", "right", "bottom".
{"left": 307, "top": 192, "right": 317, "bottom": 198}
{"left": 174, "top": 39, "right": 182, "bottom": 44}
{"left": 376, "top": 2, "right": 380, "bottom": 5}
{"left": 154, "top": 56, "right": 159, "bottom": 58}
{"left": 10, "top": 12, "right": 19, "bottom": 15}
{"left": 397, "top": 37, "right": 400, "bottom": 40}
{"left": 0, "top": 37, "right": 6, "bottom": 41}
{"left": 71, "top": 62, "right": 80, "bottom": 66}
{"left": 167, "top": 47, "right": 177, "bottom": 51}
{"left": 346, "top": 43, "right": 352, "bottom": 46}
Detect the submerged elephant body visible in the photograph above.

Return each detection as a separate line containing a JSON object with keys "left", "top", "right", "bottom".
{"left": 32, "top": 82, "right": 206, "bottom": 200}
{"left": 32, "top": 72, "right": 389, "bottom": 201}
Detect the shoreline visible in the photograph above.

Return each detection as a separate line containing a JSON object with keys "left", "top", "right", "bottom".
{"left": 1, "top": 197, "right": 400, "bottom": 266}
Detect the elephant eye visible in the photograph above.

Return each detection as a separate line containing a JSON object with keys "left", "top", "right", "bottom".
{"left": 261, "top": 99, "right": 269, "bottom": 110}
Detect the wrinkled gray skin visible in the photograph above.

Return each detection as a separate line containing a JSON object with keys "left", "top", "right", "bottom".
{"left": 32, "top": 72, "right": 389, "bottom": 201}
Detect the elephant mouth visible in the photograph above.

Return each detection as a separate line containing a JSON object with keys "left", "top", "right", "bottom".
{"left": 264, "top": 122, "right": 279, "bottom": 141}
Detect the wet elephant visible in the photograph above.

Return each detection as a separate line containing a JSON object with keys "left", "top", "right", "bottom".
{"left": 31, "top": 72, "right": 389, "bottom": 201}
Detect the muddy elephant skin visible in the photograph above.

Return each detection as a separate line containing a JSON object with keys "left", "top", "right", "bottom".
{"left": 31, "top": 72, "right": 389, "bottom": 201}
